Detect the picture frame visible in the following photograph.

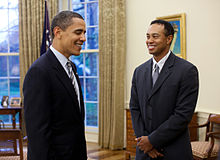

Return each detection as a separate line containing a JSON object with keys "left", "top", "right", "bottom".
{"left": 157, "top": 13, "right": 186, "bottom": 59}
{"left": 1, "top": 96, "right": 9, "bottom": 107}
{"left": 10, "top": 97, "right": 22, "bottom": 107}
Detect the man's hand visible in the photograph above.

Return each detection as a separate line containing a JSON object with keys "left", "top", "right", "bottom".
{"left": 136, "top": 136, "right": 164, "bottom": 158}
{"left": 136, "top": 136, "right": 153, "bottom": 153}
{"left": 148, "top": 148, "right": 164, "bottom": 159}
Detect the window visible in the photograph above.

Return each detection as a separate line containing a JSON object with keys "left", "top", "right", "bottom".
{"left": 71, "top": 0, "right": 99, "bottom": 128}
{"left": 0, "top": 0, "right": 19, "bottom": 123}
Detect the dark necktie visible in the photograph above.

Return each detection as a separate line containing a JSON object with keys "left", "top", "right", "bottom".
{"left": 152, "top": 64, "right": 159, "bottom": 86}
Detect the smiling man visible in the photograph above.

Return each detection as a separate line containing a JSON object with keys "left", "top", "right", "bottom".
{"left": 129, "top": 20, "right": 199, "bottom": 159}
{"left": 23, "top": 11, "right": 87, "bottom": 160}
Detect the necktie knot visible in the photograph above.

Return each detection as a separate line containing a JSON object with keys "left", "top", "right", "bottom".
{"left": 66, "top": 60, "right": 72, "bottom": 71}
{"left": 154, "top": 64, "right": 159, "bottom": 72}
{"left": 66, "top": 61, "right": 74, "bottom": 78}
{"left": 66, "top": 61, "right": 71, "bottom": 67}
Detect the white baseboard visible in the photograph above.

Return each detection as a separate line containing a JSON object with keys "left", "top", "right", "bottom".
{"left": 85, "top": 126, "right": 98, "bottom": 143}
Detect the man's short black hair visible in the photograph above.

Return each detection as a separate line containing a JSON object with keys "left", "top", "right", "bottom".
{"left": 150, "top": 19, "right": 174, "bottom": 37}
{"left": 51, "top": 11, "right": 84, "bottom": 39}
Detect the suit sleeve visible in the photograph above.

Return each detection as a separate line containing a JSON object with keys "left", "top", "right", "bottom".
{"left": 23, "top": 66, "right": 52, "bottom": 160}
{"left": 148, "top": 65, "right": 199, "bottom": 148}
{"left": 130, "top": 69, "right": 149, "bottom": 137}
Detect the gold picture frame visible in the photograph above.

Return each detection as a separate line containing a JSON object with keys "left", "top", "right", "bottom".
{"left": 157, "top": 13, "right": 186, "bottom": 59}
{"left": 10, "top": 97, "right": 22, "bottom": 107}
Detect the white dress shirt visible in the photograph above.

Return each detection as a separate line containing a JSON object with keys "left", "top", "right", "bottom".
{"left": 152, "top": 50, "right": 171, "bottom": 76}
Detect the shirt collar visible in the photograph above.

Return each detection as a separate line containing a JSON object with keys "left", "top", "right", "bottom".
{"left": 152, "top": 50, "right": 171, "bottom": 73}
{"left": 50, "top": 45, "right": 69, "bottom": 68}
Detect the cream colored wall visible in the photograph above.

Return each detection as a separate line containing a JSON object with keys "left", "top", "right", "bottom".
{"left": 125, "top": 0, "right": 220, "bottom": 114}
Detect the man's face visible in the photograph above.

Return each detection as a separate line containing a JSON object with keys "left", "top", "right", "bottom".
{"left": 58, "top": 17, "right": 86, "bottom": 58}
{"left": 146, "top": 23, "right": 171, "bottom": 57}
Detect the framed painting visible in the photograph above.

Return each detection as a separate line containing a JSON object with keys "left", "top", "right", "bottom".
{"left": 10, "top": 97, "right": 22, "bottom": 107}
{"left": 157, "top": 13, "right": 186, "bottom": 59}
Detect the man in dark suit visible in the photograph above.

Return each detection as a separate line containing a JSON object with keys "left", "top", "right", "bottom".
{"left": 23, "top": 11, "right": 87, "bottom": 160}
{"left": 129, "top": 20, "right": 199, "bottom": 159}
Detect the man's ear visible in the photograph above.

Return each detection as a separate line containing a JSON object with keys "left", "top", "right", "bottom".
{"left": 167, "top": 35, "right": 173, "bottom": 45}
{"left": 53, "top": 26, "right": 62, "bottom": 39}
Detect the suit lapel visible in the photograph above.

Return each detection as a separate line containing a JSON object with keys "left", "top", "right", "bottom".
{"left": 148, "top": 53, "right": 175, "bottom": 100}
{"left": 141, "top": 59, "right": 153, "bottom": 107}
{"left": 145, "top": 59, "right": 153, "bottom": 94}
{"left": 46, "top": 50, "right": 82, "bottom": 115}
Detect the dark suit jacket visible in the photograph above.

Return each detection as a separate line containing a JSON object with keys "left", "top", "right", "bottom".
{"left": 218, "top": 150, "right": 220, "bottom": 160}
{"left": 130, "top": 52, "right": 199, "bottom": 160}
{"left": 23, "top": 49, "right": 87, "bottom": 160}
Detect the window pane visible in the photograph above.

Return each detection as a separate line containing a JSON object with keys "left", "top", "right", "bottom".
{"left": 87, "top": 0, "right": 98, "bottom": 2}
{"left": 72, "top": 0, "right": 85, "bottom": 3}
{"left": 73, "top": 4, "right": 85, "bottom": 19}
{"left": 0, "top": 79, "right": 8, "bottom": 95}
{"left": 9, "top": 79, "right": 20, "bottom": 97}
{"left": 9, "top": 56, "right": 19, "bottom": 77}
{"left": 9, "top": 0, "right": 19, "bottom": 8}
{"left": 87, "top": 2, "right": 98, "bottom": 26}
{"left": 0, "top": 56, "right": 7, "bottom": 77}
{"left": 0, "top": 32, "right": 8, "bottom": 53}
{"left": 0, "top": 9, "right": 8, "bottom": 31}
{"left": 72, "top": 0, "right": 99, "bottom": 129}
{"left": 0, "top": 0, "right": 19, "bottom": 124}
{"left": 86, "top": 103, "right": 97, "bottom": 126}
{"left": 81, "top": 41, "right": 86, "bottom": 50}
{"left": 87, "top": 27, "right": 99, "bottom": 49}
{"left": 0, "top": 1, "right": 8, "bottom": 8}
{"left": 71, "top": 54, "right": 84, "bottom": 76}
{"left": 85, "top": 53, "right": 97, "bottom": 76}
{"left": 86, "top": 78, "right": 97, "bottom": 101}
{"left": 9, "top": 9, "right": 19, "bottom": 31}
{"left": 9, "top": 31, "right": 19, "bottom": 52}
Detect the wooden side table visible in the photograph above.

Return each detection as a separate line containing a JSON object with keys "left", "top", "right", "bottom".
{"left": 0, "top": 106, "right": 23, "bottom": 160}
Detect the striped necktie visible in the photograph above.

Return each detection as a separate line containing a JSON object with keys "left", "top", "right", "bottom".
{"left": 66, "top": 60, "right": 81, "bottom": 108}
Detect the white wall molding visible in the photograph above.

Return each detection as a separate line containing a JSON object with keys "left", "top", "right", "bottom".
{"left": 85, "top": 127, "right": 98, "bottom": 143}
